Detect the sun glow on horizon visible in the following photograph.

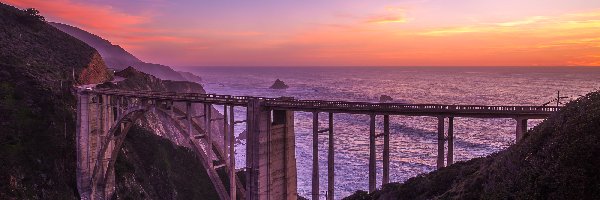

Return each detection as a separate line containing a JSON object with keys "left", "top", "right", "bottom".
{"left": 5, "top": 0, "right": 600, "bottom": 67}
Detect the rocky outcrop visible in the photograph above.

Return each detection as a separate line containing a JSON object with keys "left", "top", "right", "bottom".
{"left": 270, "top": 79, "right": 289, "bottom": 89}
{"left": 78, "top": 52, "right": 112, "bottom": 85}
{"left": 379, "top": 95, "right": 393, "bottom": 102}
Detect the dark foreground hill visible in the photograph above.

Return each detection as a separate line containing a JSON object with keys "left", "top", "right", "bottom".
{"left": 345, "top": 91, "right": 600, "bottom": 199}
{"left": 0, "top": 3, "right": 110, "bottom": 199}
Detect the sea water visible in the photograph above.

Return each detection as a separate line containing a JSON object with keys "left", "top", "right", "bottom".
{"left": 190, "top": 67, "right": 600, "bottom": 199}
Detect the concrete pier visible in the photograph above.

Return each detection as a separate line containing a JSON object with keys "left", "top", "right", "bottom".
{"left": 447, "top": 117, "right": 454, "bottom": 166}
{"left": 312, "top": 112, "right": 319, "bottom": 200}
{"left": 437, "top": 116, "right": 445, "bottom": 169}
{"left": 228, "top": 106, "right": 236, "bottom": 200}
{"left": 383, "top": 115, "right": 390, "bottom": 186}
{"left": 369, "top": 114, "right": 376, "bottom": 193}
{"left": 327, "top": 112, "right": 334, "bottom": 200}
{"left": 515, "top": 118, "right": 528, "bottom": 142}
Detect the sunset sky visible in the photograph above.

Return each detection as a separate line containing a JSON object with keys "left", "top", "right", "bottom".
{"left": 6, "top": 0, "right": 600, "bottom": 67}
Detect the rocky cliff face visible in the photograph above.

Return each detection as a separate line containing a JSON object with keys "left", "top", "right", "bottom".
{"left": 0, "top": 3, "right": 110, "bottom": 199}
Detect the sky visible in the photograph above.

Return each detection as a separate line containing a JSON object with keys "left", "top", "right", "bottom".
{"left": 5, "top": 0, "right": 600, "bottom": 67}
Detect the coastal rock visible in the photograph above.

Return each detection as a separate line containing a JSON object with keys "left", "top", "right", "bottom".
{"left": 380, "top": 95, "right": 394, "bottom": 102}
{"left": 270, "top": 79, "right": 289, "bottom": 89}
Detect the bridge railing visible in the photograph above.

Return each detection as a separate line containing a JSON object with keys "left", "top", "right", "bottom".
{"left": 264, "top": 99, "right": 561, "bottom": 113}
{"left": 86, "top": 89, "right": 561, "bottom": 113}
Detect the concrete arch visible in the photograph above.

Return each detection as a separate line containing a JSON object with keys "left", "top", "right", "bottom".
{"left": 88, "top": 102, "right": 232, "bottom": 200}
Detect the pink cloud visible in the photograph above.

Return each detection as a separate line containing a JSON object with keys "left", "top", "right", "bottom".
{"left": 5, "top": 0, "right": 148, "bottom": 33}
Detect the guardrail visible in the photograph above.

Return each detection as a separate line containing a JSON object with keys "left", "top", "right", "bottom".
{"left": 85, "top": 89, "right": 561, "bottom": 115}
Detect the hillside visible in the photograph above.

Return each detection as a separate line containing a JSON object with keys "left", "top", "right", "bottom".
{"left": 50, "top": 22, "right": 198, "bottom": 82}
{"left": 0, "top": 3, "right": 110, "bottom": 199}
{"left": 344, "top": 91, "right": 600, "bottom": 199}
{"left": 0, "top": 3, "right": 221, "bottom": 199}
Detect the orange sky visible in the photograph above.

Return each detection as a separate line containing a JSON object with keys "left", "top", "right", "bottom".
{"left": 6, "top": 0, "right": 600, "bottom": 66}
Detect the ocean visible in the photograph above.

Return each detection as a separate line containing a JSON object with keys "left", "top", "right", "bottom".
{"left": 189, "top": 67, "right": 600, "bottom": 199}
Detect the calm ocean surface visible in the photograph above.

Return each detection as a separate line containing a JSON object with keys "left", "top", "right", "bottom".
{"left": 190, "top": 67, "right": 600, "bottom": 199}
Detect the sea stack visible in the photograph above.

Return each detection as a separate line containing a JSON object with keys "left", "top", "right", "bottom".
{"left": 380, "top": 95, "right": 393, "bottom": 102}
{"left": 270, "top": 79, "right": 289, "bottom": 89}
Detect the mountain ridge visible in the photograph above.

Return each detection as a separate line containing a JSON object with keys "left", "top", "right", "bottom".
{"left": 50, "top": 22, "right": 202, "bottom": 83}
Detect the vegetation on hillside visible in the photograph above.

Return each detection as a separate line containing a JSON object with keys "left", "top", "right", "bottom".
{"left": 114, "top": 126, "right": 219, "bottom": 199}
{"left": 344, "top": 91, "right": 600, "bottom": 200}
{"left": 0, "top": 3, "right": 111, "bottom": 199}
{"left": 0, "top": 3, "right": 218, "bottom": 199}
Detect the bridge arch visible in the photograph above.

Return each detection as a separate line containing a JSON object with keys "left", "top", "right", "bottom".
{"left": 77, "top": 93, "right": 234, "bottom": 200}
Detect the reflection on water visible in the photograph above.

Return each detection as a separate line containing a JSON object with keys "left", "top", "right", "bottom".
{"left": 195, "top": 67, "right": 600, "bottom": 199}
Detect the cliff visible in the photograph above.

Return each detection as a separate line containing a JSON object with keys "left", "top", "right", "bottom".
{"left": 344, "top": 91, "right": 600, "bottom": 200}
{"left": 50, "top": 22, "right": 195, "bottom": 82}
{"left": 0, "top": 3, "right": 110, "bottom": 199}
{"left": 0, "top": 3, "right": 223, "bottom": 199}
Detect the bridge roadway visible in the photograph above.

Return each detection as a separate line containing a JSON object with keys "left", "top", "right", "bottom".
{"left": 84, "top": 88, "right": 560, "bottom": 200}
{"left": 91, "top": 88, "right": 558, "bottom": 118}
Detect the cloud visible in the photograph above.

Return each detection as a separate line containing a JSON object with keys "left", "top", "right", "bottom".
{"left": 495, "top": 16, "right": 547, "bottom": 27}
{"left": 365, "top": 6, "right": 408, "bottom": 24}
{"left": 4, "top": 0, "right": 149, "bottom": 33}
{"left": 366, "top": 15, "right": 407, "bottom": 24}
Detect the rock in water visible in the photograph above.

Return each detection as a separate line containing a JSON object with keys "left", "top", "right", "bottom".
{"left": 380, "top": 95, "right": 393, "bottom": 102}
{"left": 270, "top": 79, "right": 289, "bottom": 89}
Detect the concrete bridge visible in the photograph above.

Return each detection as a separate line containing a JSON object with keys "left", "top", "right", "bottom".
{"left": 75, "top": 88, "right": 560, "bottom": 200}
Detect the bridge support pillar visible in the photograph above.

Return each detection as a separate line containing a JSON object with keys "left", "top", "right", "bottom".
{"left": 228, "top": 106, "right": 236, "bottom": 200}
{"left": 76, "top": 93, "right": 120, "bottom": 200}
{"left": 247, "top": 99, "right": 297, "bottom": 200}
{"left": 447, "top": 117, "right": 454, "bottom": 166}
{"left": 515, "top": 118, "right": 528, "bottom": 142}
{"left": 76, "top": 92, "right": 92, "bottom": 199}
{"left": 312, "top": 112, "right": 320, "bottom": 200}
{"left": 369, "top": 114, "right": 377, "bottom": 193}
{"left": 437, "top": 116, "right": 445, "bottom": 169}
{"left": 383, "top": 115, "right": 390, "bottom": 186}
{"left": 327, "top": 112, "right": 334, "bottom": 200}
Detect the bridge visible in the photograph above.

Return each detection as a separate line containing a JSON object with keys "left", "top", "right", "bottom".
{"left": 75, "top": 88, "right": 560, "bottom": 200}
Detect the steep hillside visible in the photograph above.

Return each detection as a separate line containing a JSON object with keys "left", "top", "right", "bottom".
{"left": 50, "top": 22, "right": 193, "bottom": 82}
{"left": 0, "top": 3, "right": 223, "bottom": 199}
{"left": 114, "top": 126, "right": 219, "bottom": 199}
{"left": 345, "top": 91, "right": 600, "bottom": 200}
{"left": 0, "top": 3, "right": 110, "bottom": 199}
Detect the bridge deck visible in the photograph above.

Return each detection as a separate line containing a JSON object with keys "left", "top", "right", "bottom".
{"left": 88, "top": 89, "right": 559, "bottom": 118}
